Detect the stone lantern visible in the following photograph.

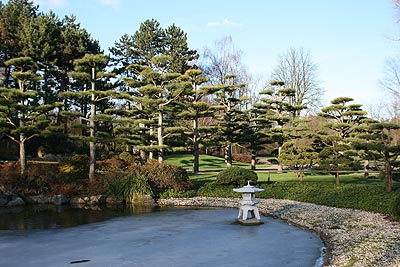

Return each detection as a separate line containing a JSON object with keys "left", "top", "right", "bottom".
{"left": 233, "top": 181, "right": 264, "bottom": 225}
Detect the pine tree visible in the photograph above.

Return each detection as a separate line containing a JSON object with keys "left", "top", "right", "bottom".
{"left": 243, "top": 106, "right": 272, "bottom": 170}
{"left": 60, "top": 53, "right": 114, "bottom": 180}
{"left": 211, "top": 74, "right": 247, "bottom": 168}
{"left": 354, "top": 122, "right": 400, "bottom": 192}
{"left": 317, "top": 97, "right": 367, "bottom": 185}
{"left": 179, "top": 68, "right": 216, "bottom": 173}
{"left": 110, "top": 19, "right": 198, "bottom": 163}
{"left": 0, "top": 0, "right": 39, "bottom": 87}
{"left": 0, "top": 57, "right": 60, "bottom": 176}
{"left": 253, "top": 81, "right": 306, "bottom": 171}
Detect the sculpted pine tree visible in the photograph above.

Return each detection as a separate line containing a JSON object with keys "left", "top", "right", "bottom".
{"left": 211, "top": 74, "right": 247, "bottom": 168}
{"left": 253, "top": 81, "right": 306, "bottom": 171}
{"left": 354, "top": 122, "right": 400, "bottom": 192}
{"left": 61, "top": 54, "right": 114, "bottom": 180}
{"left": 278, "top": 142, "right": 319, "bottom": 180}
{"left": 0, "top": 57, "right": 60, "bottom": 176}
{"left": 179, "top": 69, "right": 217, "bottom": 173}
{"left": 317, "top": 97, "right": 367, "bottom": 185}
{"left": 141, "top": 56, "right": 183, "bottom": 163}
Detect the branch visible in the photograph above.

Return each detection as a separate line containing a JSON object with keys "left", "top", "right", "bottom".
{"left": 4, "top": 133, "right": 18, "bottom": 144}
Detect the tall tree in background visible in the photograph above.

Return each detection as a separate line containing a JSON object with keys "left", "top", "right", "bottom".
{"left": 0, "top": 0, "right": 39, "bottom": 87}
{"left": 56, "top": 15, "right": 101, "bottom": 113}
{"left": 110, "top": 19, "right": 198, "bottom": 162}
{"left": 164, "top": 24, "right": 198, "bottom": 74}
{"left": 201, "top": 36, "right": 245, "bottom": 85}
{"left": 270, "top": 47, "right": 323, "bottom": 116}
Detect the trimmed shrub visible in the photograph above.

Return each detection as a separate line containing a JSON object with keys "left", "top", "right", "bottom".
{"left": 259, "top": 182, "right": 398, "bottom": 215}
{"left": 216, "top": 167, "right": 258, "bottom": 186}
{"left": 140, "top": 160, "right": 193, "bottom": 196}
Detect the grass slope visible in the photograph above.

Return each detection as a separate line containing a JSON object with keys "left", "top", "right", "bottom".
{"left": 165, "top": 153, "right": 400, "bottom": 217}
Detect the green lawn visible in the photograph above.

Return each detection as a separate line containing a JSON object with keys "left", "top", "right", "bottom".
{"left": 165, "top": 154, "right": 400, "bottom": 217}
{"left": 165, "top": 153, "right": 249, "bottom": 171}
{"left": 165, "top": 153, "right": 399, "bottom": 189}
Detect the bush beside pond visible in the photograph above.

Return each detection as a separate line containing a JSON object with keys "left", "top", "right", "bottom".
{"left": 216, "top": 167, "right": 258, "bottom": 186}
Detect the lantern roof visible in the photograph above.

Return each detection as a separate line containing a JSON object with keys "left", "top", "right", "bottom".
{"left": 233, "top": 181, "right": 264, "bottom": 193}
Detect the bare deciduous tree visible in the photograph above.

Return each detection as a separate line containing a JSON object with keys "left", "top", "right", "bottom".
{"left": 379, "top": 56, "right": 400, "bottom": 97}
{"left": 270, "top": 47, "right": 324, "bottom": 116}
{"left": 201, "top": 36, "right": 244, "bottom": 86}
{"left": 199, "top": 36, "right": 262, "bottom": 109}
{"left": 378, "top": 56, "right": 400, "bottom": 121}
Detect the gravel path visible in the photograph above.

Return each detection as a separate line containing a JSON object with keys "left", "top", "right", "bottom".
{"left": 158, "top": 197, "right": 400, "bottom": 267}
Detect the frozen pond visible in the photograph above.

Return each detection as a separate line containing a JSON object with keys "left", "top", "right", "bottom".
{"left": 0, "top": 206, "right": 324, "bottom": 266}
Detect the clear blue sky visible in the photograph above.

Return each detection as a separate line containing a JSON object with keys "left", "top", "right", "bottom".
{"left": 29, "top": 0, "right": 400, "bottom": 107}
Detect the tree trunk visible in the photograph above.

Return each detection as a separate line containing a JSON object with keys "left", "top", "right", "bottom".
{"left": 364, "top": 160, "right": 369, "bottom": 178}
{"left": 140, "top": 150, "right": 147, "bottom": 165}
{"left": 384, "top": 153, "right": 392, "bottom": 192}
{"left": 89, "top": 72, "right": 96, "bottom": 181}
{"left": 193, "top": 116, "right": 199, "bottom": 173}
{"left": 18, "top": 80, "right": 27, "bottom": 177}
{"left": 277, "top": 145, "right": 283, "bottom": 172}
{"left": 89, "top": 139, "right": 96, "bottom": 180}
{"left": 139, "top": 122, "right": 147, "bottom": 164}
{"left": 149, "top": 126, "right": 154, "bottom": 159}
{"left": 225, "top": 144, "right": 232, "bottom": 168}
{"left": 335, "top": 171, "right": 340, "bottom": 186}
{"left": 157, "top": 110, "right": 163, "bottom": 163}
{"left": 251, "top": 152, "right": 256, "bottom": 170}
{"left": 19, "top": 133, "right": 26, "bottom": 177}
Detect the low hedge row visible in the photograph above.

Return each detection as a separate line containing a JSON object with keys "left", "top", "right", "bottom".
{"left": 197, "top": 181, "right": 400, "bottom": 217}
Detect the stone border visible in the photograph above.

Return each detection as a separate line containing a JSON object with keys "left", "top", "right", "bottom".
{"left": 158, "top": 197, "right": 400, "bottom": 267}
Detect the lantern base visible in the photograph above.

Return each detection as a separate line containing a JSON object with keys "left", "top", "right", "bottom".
{"left": 237, "top": 218, "right": 264, "bottom": 226}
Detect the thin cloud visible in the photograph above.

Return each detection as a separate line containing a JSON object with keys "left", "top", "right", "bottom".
{"left": 207, "top": 18, "right": 242, "bottom": 27}
{"left": 101, "top": 0, "right": 120, "bottom": 10}
{"left": 34, "top": 0, "right": 69, "bottom": 8}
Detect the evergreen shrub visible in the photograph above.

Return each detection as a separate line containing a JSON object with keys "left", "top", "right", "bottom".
{"left": 139, "top": 160, "right": 193, "bottom": 196}
{"left": 216, "top": 167, "right": 258, "bottom": 186}
{"left": 256, "top": 182, "right": 397, "bottom": 215}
